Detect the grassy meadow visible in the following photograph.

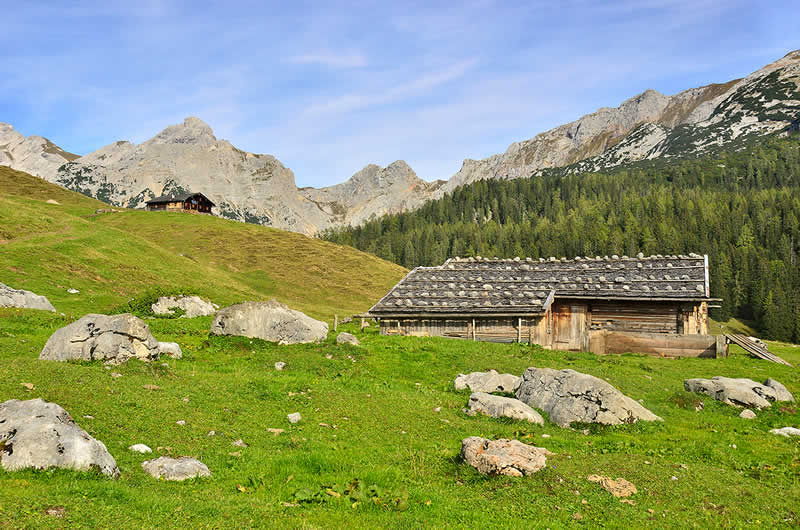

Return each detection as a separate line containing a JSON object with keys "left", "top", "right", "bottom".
{"left": 1, "top": 167, "right": 799, "bottom": 528}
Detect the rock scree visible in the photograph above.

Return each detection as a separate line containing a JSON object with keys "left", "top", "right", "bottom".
{"left": 684, "top": 377, "right": 795, "bottom": 409}
{"left": 210, "top": 300, "right": 328, "bottom": 344}
{"left": 151, "top": 295, "right": 217, "bottom": 318}
{"left": 39, "top": 313, "right": 160, "bottom": 364}
{"left": 141, "top": 456, "right": 211, "bottom": 481}
{"left": 466, "top": 392, "right": 544, "bottom": 424}
{"left": 461, "top": 437, "right": 552, "bottom": 477}
{"left": 0, "top": 398, "right": 120, "bottom": 478}
{"left": 454, "top": 370, "right": 521, "bottom": 394}
{"left": 0, "top": 282, "right": 56, "bottom": 312}
{"left": 515, "top": 367, "right": 662, "bottom": 428}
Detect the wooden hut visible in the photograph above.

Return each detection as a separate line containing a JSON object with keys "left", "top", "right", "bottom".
{"left": 365, "top": 254, "right": 725, "bottom": 357}
{"left": 145, "top": 192, "right": 215, "bottom": 214}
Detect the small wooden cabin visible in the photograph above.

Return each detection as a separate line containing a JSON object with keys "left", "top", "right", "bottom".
{"left": 366, "top": 254, "right": 724, "bottom": 357}
{"left": 145, "top": 192, "right": 215, "bottom": 214}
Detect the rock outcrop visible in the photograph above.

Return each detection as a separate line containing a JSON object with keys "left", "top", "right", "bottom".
{"left": 0, "top": 282, "right": 56, "bottom": 312}
{"left": 151, "top": 295, "right": 216, "bottom": 318}
{"left": 157, "top": 342, "right": 183, "bottom": 359}
{"left": 210, "top": 300, "right": 328, "bottom": 344}
{"left": 454, "top": 370, "right": 521, "bottom": 394}
{"left": 0, "top": 123, "right": 78, "bottom": 180}
{"left": 461, "top": 437, "right": 552, "bottom": 476}
{"left": 0, "top": 398, "right": 119, "bottom": 478}
{"left": 684, "top": 377, "right": 795, "bottom": 408}
{"left": 466, "top": 392, "right": 544, "bottom": 424}
{"left": 770, "top": 427, "right": 800, "bottom": 438}
{"left": 515, "top": 367, "right": 662, "bottom": 428}
{"left": 141, "top": 456, "right": 210, "bottom": 481}
{"left": 39, "top": 313, "right": 160, "bottom": 364}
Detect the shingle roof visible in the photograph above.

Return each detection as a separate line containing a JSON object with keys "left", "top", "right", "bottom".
{"left": 145, "top": 192, "right": 215, "bottom": 206}
{"left": 369, "top": 253, "right": 711, "bottom": 316}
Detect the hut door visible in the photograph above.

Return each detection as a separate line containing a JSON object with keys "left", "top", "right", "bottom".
{"left": 553, "top": 303, "right": 587, "bottom": 351}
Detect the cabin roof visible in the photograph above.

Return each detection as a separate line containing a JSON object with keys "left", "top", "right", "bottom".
{"left": 145, "top": 192, "right": 216, "bottom": 206}
{"left": 368, "top": 253, "right": 712, "bottom": 316}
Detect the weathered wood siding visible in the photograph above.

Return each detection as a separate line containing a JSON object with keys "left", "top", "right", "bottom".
{"left": 590, "top": 330, "right": 718, "bottom": 358}
{"left": 379, "top": 316, "right": 545, "bottom": 343}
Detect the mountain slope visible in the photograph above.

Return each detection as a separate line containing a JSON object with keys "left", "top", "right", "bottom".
{"left": 2, "top": 50, "right": 798, "bottom": 234}
{"left": 439, "top": 50, "right": 800, "bottom": 192}
{"left": 0, "top": 165, "right": 405, "bottom": 318}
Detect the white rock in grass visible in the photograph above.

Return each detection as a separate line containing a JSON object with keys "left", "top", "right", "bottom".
{"left": 461, "top": 437, "right": 552, "bottom": 477}
{"left": 275, "top": 361, "right": 287, "bottom": 371}
{"left": 141, "top": 456, "right": 210, "bottom": 481}
{"left": 454, "top": 370, "right": 521, "bottom": 394}
{"left": 739, "top": 409, "right": 756, "bottom": 419}
{"left": 770, "top": 427, "right": 800, "bottom": 438}
{"left": 287, "top": 412, "right": 302, "bottom": 424}
{"left": 466, "top": 392, "right": 544, "bottom": 424}
{"left": 336, "top": 332, "right": 360, "bottom": 346}
{"left": 129, "top": 444, "right": 153, "bottom": 454}
{"left": 0, "top": 282, "right": 56, "bottom": 311}
{"left": 157, "top": 342, "right": 183, "bottom": 359}
{"left": 0, "top": 399, "right": 119, "bottom": 478}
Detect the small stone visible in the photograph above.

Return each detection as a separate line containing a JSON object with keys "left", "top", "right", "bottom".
{"left": 461, "top": 437, "right": 552, "bottom": 476}
{"left": 20, "top": 383, "right": 34, "bottom": 391}
{"left": 176, "top": 420, "right": 186, "bottom": 426}
{"left": 267, "top": 428, "right": 285, "bottom": 435}
{"left": 182, "top": 397, "right": 190, "bottom": 403}
{"left": 287, "top": 413, "right": 301, "bottom": 424}
{"left": 141, "top": 456, "right": 210, "bottom": 481}
{"left": 325, "top": 354, "right": 333, "bottom": 359}
{"left": 433, "top": 407, "right": 441, "bottom": 413}
{"left": 143, "top": 384, "right": 162, "bottom": 391}
{"left": 83, "top": 415, "right": 94, "bottom": 419}
{"left": 573, "top": 513, "right": 583, "bottom": 521}
{"left": 67, "top": 288, "right": 80, "bottom": 294}
{"left": 207, "top": 430, "right": 216, "bottom": 436}
{"left": 111, "top": 372, "right": 122, "bottom": 378}
{"left": 671, "top": 476, "right": 678, "bottom": 481}
{"left": 542, "top": 434, "right": 551, "bottom": 438}
{"left": 129, "top": 444, "right": 152, "bottom": 453}
{"left": 739, "top": 409, "right": 756, "bottom": 419}
{"left": 229, "top": 451, "right": 241, "bottom": 457}
{"left": 232, "top": 439, "right": 248, "bottom": 448}
{"left": 44, "top": 506, "right": 66, "bottom": 517}
{"left": 275, "top": 361, "right": 287, "bottom": 371}
{"left": 587, "top": 475, "right": 637, "bottom": 497}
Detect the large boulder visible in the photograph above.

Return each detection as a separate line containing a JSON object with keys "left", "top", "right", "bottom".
{"left": 466, "top": 392, "right": 544, "bottom": 424}
{"left": 151, "top": 296, "right": 216, "bottom": 318}
{"left": 684, "top": 377, "right": 795, "bottom": 408}
{"left": 0, "top": 398, "right": 119, "bottom": 478}
{"left": 461, "top": 437, "right": 552, "bottom": 477}
{"left": 141, "top": 456, "right": 210, "bottom": 481}
{"left": 515, "top": 367, "right": 662, "bottom": 428}
{"left": 0, "top": 282, "right": 56, "bottom": 312}
{"left": 210, "top": 300, "right": 328, "bottom": 344}
{"left": 454, "top": 370, "right": 521, "bottom": 394}
{"left": 40, "top": 313, "right": 160, "bottom": 364}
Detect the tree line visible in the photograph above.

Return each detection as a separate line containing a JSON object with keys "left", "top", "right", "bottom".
{"left": 322, "top": 134, "right": 800, "bottom": 341}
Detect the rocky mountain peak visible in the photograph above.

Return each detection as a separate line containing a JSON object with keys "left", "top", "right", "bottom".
{"left": 147, "top": 117, "right": 217, "bottom": 147}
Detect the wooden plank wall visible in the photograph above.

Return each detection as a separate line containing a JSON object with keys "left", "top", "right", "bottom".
{"left": 589, "top": 302, "right": 679, "bottom": 334}
{"left": 591, "top": 330, "right": 718, "bottom": 358}
{"left": 380, "top": 317, "right": 546, "bottom": 343}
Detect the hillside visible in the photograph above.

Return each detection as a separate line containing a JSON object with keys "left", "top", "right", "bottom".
{"left": 0, "top": 166, "right": 406, "bottom": 319}
{"left": 323, "top": 134, "right": 800, "bottom": 342}
{"left": 2, "top": 51, "right": 798, "bottom": 235}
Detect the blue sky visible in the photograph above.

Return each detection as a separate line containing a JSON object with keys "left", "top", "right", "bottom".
{"left": 1, "top": 1, "right": 798, "bottom": 187}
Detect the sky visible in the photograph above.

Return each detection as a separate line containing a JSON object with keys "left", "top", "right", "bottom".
{"left": 1, "top": 1, "right": 798, "bottom": 188}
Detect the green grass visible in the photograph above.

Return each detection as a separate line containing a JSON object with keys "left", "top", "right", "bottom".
{"left": 1, "top": 310, "right": 799, "bottom": 528}
{"left": 0, "top": 166, "right": 406, "bottom": 320}
{"left": 2, "top": 166, "right": 800, "bottom": 528}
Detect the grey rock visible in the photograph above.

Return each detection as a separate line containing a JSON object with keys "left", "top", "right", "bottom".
{"left": 157, "top": 342, "right": 183, "bottom": 359}
{"left": 0, "top": 282, "right": 56, "bottom": 312}
{"left": 770, "top": 427, "right": 800, "bottom": 438}
{"left": 274, "top": 361, "right": 287, "bottom": 371}
{"left": 454, "top": 370, "right": 521, "bottom": 394}
{"left": 39, "top": 313, "right": 160, "bottom": 364}
{"left": 466, "top": 392, "right": 544, "bottom": 424}
{"left": 515, "top": 367, "right": 662, "bottom": 428}
{"left": 461, "top": 437, "right": 552, "bottom": 477}
{"left": 129, "top": 444, "right": 152, "bottom": 453}
{"left": 0, "top": 398, "right": 119, "bottom": 478}
{"left": 739, "top": 409, "right": 757, "bottom": 419}
{"left": 210, "top": 300, "right": 328, "bottom": 344}
{"left": 232, "top": 439, "right": 248, "bottom": 448}
{"left": 67, "top": 288, "right": 80, "bottom": 294}
{"left": 151, "top": 296, "right": 216, "bottom": 318}
{"left": 287, "top": 412, "right": 301, "bottom": 424}
{"left": 336, "top": 332, "right": 360, "bottom": 346}
{"left": 764, "top": 378, "right": 795, "bottom": 402}
{"left": 141, "top": 456, "right": 210, "bottom": 481}
{"left": 684, "top": 377, "right": 794, "bottom": 409}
